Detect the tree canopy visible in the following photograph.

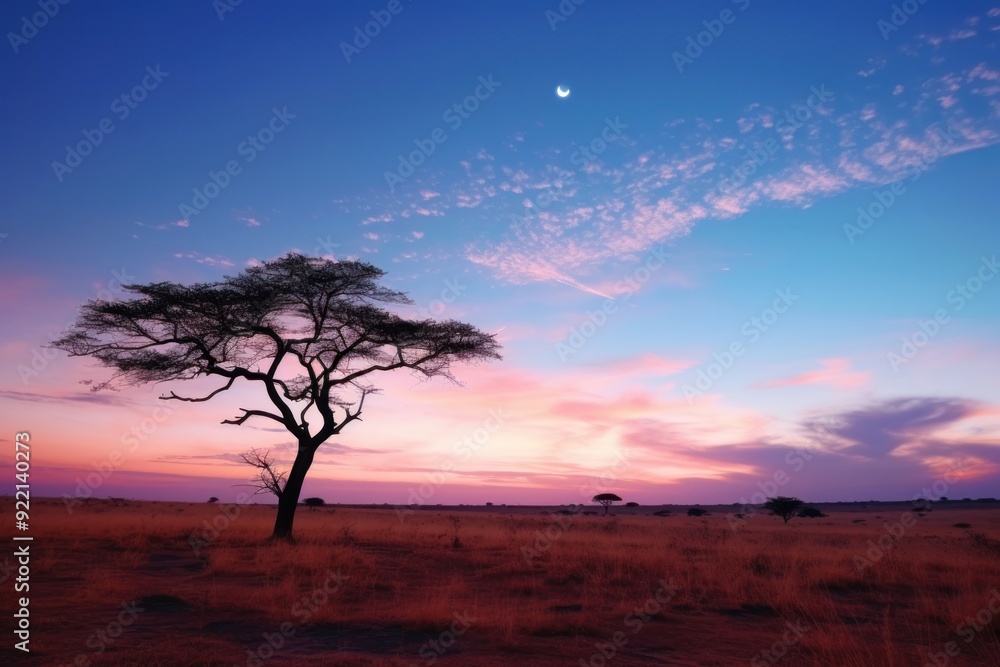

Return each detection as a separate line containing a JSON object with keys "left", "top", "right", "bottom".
{"left": 763, "top": 496, "right": 805, "bottom": 524}
{"left": 592, "top": 493, "right": 622, "bottom": 515}
{"left": 51, "top": 253, "right": 502, "bottom": 540}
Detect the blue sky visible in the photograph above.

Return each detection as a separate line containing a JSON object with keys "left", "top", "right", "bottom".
{"left": 2, "top": 1, "right": 999, "bottom": 505}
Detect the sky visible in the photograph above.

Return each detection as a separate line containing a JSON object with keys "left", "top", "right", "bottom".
{"left": 1, "top": 1, "right": 999, "bottom": 509}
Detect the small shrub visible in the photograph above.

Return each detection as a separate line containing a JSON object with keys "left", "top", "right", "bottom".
{"left": 625, "top": 501, "right": 639, "bottom": 507}
{"left": 797, "top": 507, "right": 826, "bottom": 519}
{"left": 749, "top": 553, "right": 772, "bottom": 576}
{"left": 688, "top": 508, "right": 708, "bottom": 517}
{"left": 968, "top": 530, "right": 1000, "bottom": 556}
{"left": 208, "top": 497, "right": 219, "bottom": 504}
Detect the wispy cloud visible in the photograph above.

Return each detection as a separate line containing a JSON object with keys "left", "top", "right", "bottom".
{"left": 133, "top": 220, "right": 188, "bottom": 231}
{"left": 0, "top": 389, "right": 134, "bottom": 407}
{"left": 760, "top": 358, "right": 871, "bottom": 390}
{"left": 326, "top": 15, "right": 1000, "bottom": 293}
{"left": 173, "top": 252, "right": 236, "bottom": 268}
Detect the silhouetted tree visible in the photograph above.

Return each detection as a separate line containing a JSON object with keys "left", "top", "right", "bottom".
{"left": 208, "top": 497, "right": 219, "bottom": 504}
{"left": 50, "top": 254, "right": 501, "bottom": 541}
{"left": 303, "top": 497, "right": 325, "bottom": 510}
{"left": 763, "top": 496, "right": 805, "bottom": 524}
{"left": 592, "top": 493, "right": 622, "bottom": 515}
{"left": 687, "top": 508, "right": 708, "bottom": 517}
{"left": 625, "top": 501, "right": 639, "bottom": 507}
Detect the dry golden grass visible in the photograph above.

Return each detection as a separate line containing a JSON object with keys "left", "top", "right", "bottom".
{"left": 3, "top": 497, "right": 1000, "bottom": 666}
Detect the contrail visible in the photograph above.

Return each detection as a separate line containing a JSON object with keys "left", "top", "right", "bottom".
{"left": 553, "top": 276, "right": 615, "bottom": 300}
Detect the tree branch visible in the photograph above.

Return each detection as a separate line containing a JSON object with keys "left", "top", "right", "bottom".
{"left": 161, "top": 376, "right": 236, "bottom": 402}
{"left": 237, "top": 448, "right": 286, "bottom": 498}
{"left": 222, "top": 408, "right": 286, "bottom": 426}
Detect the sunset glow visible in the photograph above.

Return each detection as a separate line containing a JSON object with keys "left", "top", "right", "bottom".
{"left": 3, "top": 1, "right": 999, "bottom": 510}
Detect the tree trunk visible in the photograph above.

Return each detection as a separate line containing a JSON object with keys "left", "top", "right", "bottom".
{"left": 271, "top": 443, "right": 316, "bottom": 541}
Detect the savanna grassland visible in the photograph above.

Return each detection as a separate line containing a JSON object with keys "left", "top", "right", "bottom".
{"left": 3, "top": 498, "right": 1000, "bottom": 666}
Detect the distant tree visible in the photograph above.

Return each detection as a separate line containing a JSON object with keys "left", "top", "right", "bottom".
{"left": 625, "top": 501, "right": 639, "bottom": 507}
{"left": 763, "top": 496, "right": 805, "bottom": 524}
{"left": 963, "top": 498, "right": 972, "bottom": 502}
{"left": 486, "top": 502, "right": 493, "bottom": 507}
{"left": 50, "top": 254, "right": 500, "bottom": 541}
{"left": 687, "top": 508, "right": 708, "bottom": 517}
{"left": 592, "top": 493, "right": 622, "bottom": 515}
{"left": 303, "top": 497, "right": 325, "bottom": 510}
{"left": 208, "top": 497, "right": 219, "bottom": 504}
{"left": 797, "top": 507, "right": 827, "bottom": 519}
{"left": 938, "top": 497, "right": 948, "bottom": 502}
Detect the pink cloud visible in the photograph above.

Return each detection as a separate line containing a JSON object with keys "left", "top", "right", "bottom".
{"left": 760, "top": 358, "right": 870, "bottom": 390}
{"left": 759, "top": 164, "right": 848, "bottom": 204}
{"left": 601, "top": 353, "right": 697, "bottom": 378}
{"left": 939, "top": 95, "right": 959, "bottom": 109}
{"left": 173, "top": 252, "right": 235, "bottom": 268}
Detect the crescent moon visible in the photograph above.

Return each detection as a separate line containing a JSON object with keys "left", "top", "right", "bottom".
{"left": 556, "top": 86, "right": 570, "bottom": 98}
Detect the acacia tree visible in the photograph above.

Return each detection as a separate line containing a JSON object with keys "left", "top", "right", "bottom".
{"left": 51, "top": 254, "right": 501, "bottom": 541}
{"left": 592, "top": 493, "right": 622, "bottom": 515}
{"left": 763, "top": 496, "right": 805, "bottom": 524}
{"left": 303, "top": 497, "right": 325, "bottom": 510}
